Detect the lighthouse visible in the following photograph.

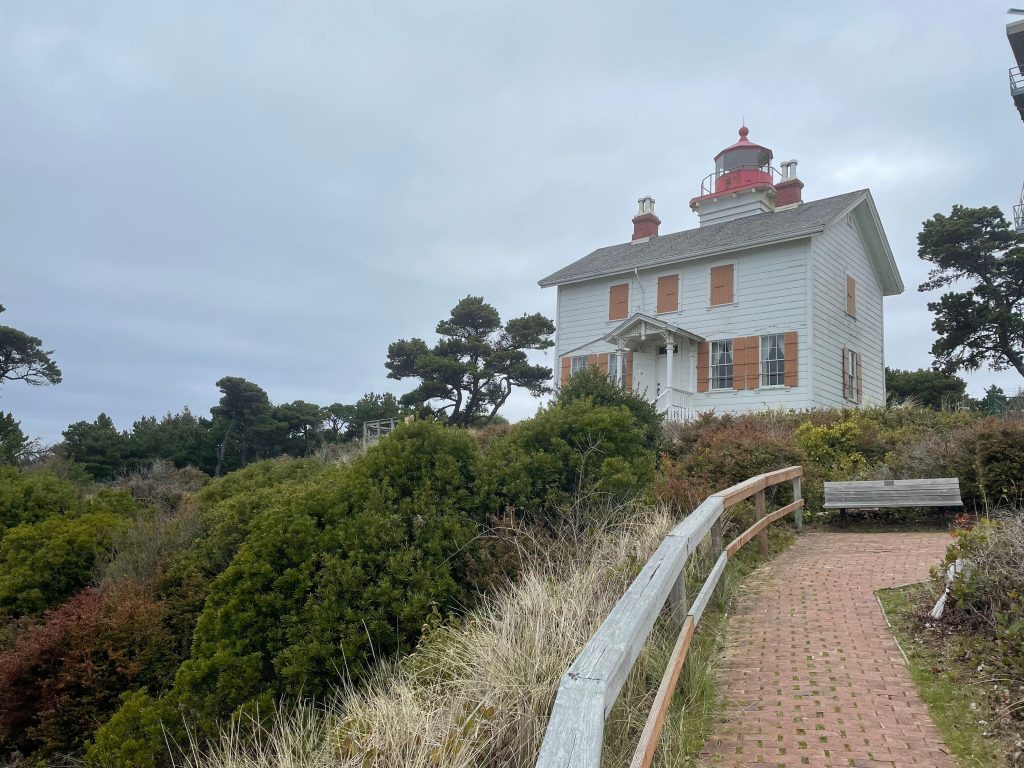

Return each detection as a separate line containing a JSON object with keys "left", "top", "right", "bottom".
{"left": 688, "top": 126, "right": 802, "bottom": 227}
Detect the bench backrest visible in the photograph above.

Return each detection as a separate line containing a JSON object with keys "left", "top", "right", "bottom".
{"left": 823, "top": 478, "right": 963, "bottom": 509}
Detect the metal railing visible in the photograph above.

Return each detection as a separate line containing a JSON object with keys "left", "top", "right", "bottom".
{"left": 1010, "top": 65, "right": 1024, "bottom": 95}
{"left": 698, "top": 164, "right": 783, "bottom": 197}
{"left": 1014, "top": 182, "right": 1024, "bottom": 234}
{"left": 536, "top": 466, "right": 804, "bottom": 768}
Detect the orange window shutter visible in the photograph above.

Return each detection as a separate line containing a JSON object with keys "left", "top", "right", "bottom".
{"left": 657, "top": 275, "right": 678, "bottom": 313}
{"left": 587, "top": 353, "right": 598, "bottom": 369}
{"left": 710, "top": 265, "right": 734, "bottom": 306}
{"left": 598, "top": 353, "right": 609, "bottom": 375}
{"left": 842, "top": 347, "right": 849, "bottom": 399}
{"left": 855, "top": 355, "right": 863, "bottom": 403}
{"left": 732, "top": 337, "right": 747, "bottom": 390}
{"left": 625, "top": 351, "right": 634, "bottom": 391}
{"left": 784, "top": 331, "right": 798, "bottom": 387}
{"left": 609, "top": 283, "right": 629, "bottom": 320}
{"left": 745, "top": 335, "right": 760, "bottom": 389}
{"left": 560, "top": 356, "right": 570, "bottom": 384}
{"left": 846, "top": 276, "right": 857, "bottom": 317}
{"left": 696, "top": 342, "right": 709, "bottom": 393}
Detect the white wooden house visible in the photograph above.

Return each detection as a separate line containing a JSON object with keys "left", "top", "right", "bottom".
{"left": 539, "top": 127, "right": 904, "bottom": 420}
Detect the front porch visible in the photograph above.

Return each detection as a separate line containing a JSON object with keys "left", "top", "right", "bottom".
{"left": 603, "top": 314, "right": 704, "bottom": 422}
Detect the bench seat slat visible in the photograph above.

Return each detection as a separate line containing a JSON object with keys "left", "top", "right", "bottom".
{"left": 822, "top": 478, "right": 963, "bottom": 509}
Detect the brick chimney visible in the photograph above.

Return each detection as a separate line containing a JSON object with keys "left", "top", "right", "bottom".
{"left": 632, "top": 196, "right": 661, "bottom": 241}
{"left": 775, "top": 160, "right": 804, "bottom": 208}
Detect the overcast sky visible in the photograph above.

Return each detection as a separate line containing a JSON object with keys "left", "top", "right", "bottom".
{"left": 2, "top": 0, "right": 1022, "bottom": 444}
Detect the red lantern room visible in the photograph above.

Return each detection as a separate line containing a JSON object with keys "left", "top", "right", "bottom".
{"left": 688, "top": 125, "right": 801, "bottom": 226}
{"left": 711, "top": 125, "right": 773, "bottom": 194}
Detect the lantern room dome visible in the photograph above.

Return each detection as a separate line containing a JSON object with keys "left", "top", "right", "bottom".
{"left": 713, "top": 125, "right": 773, "bottom": 176}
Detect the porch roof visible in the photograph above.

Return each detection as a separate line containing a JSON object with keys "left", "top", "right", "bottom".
{"left": 603, "top": 313, "right": 704, "bottom": 349}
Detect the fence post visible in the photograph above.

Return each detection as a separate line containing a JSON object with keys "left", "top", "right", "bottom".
{"left": 711, "top": 518, "right": 723, "bottom": 557}
{"left": 669, "top": 573, "right": 688, "bottom": 631}
{"left": 792, "top": 475, "right": 803, "bottom": 531}
{"left": 756, "top": 489, "right": 768, "bottom": 557}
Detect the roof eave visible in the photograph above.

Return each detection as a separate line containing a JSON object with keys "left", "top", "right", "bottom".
{"left": 844, "top": 191, "right": 904, "bottom": 296}
{"left": 538, "top": 228, "right": 822, "bottom": 288}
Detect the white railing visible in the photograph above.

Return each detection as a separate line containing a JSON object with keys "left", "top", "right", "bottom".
{"left": 535, "top": 467, "right": 804, "bottom": 768}
{"left": 655, "top": 387, "right": 697, "bottom": 423}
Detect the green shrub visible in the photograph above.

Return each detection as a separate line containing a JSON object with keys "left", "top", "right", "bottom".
{"left": 954, "top": 418, "right": 1024, "bottom": 512}
{"left": 0, "top": 512, "right": 127, "bottom": 617}
{"left": 93, "top": 420, "right": 483, "bottom": 767}
{"left": 0, "top": 467, "right": 80, "bottom": 534}
{"left": 556, "top": 367, "right": 662, "bottom": 451}
{"left": 153, "top": 458, "right": 329, "bottom": 658}
{"left": 478, "top": 399, "right": 657, "bottom": 521}
{"left": 85, "top": 689, "right": 175, "bottom": 768}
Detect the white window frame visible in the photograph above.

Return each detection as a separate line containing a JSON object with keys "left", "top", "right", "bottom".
{"left": 710, "top": 339, "right": 734, "bottom": 390}
{"left": 608, "top": 352, "right": 627, "bottom": 388}
{"left": 760, "top": 334, "right": 786, "bottom": 387}
{"left": 570, "top": 355, "right": 588, "bottom": 376}
{"left": 845, "top": 349, "right": 860, "bottom": 402}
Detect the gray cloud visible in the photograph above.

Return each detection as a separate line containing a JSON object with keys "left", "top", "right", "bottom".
{"left": 2, "top": 0, "right": 1021, "bottom": 443}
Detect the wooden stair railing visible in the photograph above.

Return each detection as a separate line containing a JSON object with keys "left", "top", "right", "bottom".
{"left": 535, "top": 466, "right": 804, "bottom": 768}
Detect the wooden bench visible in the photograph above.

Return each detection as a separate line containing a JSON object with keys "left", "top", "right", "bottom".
{"left": 823, "top": 478, "right": 963, "bottom": 513}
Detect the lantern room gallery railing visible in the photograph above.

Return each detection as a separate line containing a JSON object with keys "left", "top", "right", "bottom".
{"left": 535, "top": 466, "right": 804, "bottom": 768}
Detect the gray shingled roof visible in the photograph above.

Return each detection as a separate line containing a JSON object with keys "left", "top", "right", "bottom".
{"left": 538, "top": 190, "right": 867, "bottom": 287}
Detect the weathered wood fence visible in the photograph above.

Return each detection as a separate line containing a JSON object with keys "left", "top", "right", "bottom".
{"left": 535, "top": 466, "right": 804, "bottom": 768}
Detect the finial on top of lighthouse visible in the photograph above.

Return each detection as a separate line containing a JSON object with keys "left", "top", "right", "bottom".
{"left": 738, "top": 125, "right": 749, "bottom": 140}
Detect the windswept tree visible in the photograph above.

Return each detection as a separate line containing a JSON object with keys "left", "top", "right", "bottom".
{"left": 210, "top": 377, "right": 277, "bottom": 476}
{"left": 385, "top": 296, "right": 554, "bottom": 427}
{"left": 917, "top": 205, "right": 1024, "bottom": 379}
{"left": 61, "top": 414, "right": 129, "bottom": 480}
{"left": 0, "top": 305, "right": 61, "bottom": 389}
{"left": 274, "top": 400, "right": 326, "bottom": 456}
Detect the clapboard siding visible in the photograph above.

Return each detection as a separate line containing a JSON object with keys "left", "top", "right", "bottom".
{"left": 554, "top": 240, "right": 814, "bottom": 412}
{"left": 809, "top": 213, "right": 886, "bottom": 408}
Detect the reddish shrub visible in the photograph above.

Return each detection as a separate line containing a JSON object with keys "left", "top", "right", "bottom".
{"left": 658, "top": 416, "right": 804, "bottom": 513}
{"left": 0, "top": 581, "right": 176, "bottom": 758}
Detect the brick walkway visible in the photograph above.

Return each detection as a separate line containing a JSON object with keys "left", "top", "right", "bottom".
{"left": 701, "top": 532, "right": 956, "bottom": 768}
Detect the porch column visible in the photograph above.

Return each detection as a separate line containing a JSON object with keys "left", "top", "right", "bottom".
{"left": 664, "top": 332, "right": 675, "bottom": 391}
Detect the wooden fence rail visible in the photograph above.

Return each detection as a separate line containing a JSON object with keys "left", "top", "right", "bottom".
{"left": 535, "top": 466, "right": 804, "bottom": 768}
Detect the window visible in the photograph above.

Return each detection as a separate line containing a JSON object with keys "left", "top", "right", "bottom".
{"left": 656, "top": 274, "right": 679, "bottom": 313}
{"left": 710, "top": 340, "right": 733, "bottom": 390}
{"left": 570, "top": 355, "right": 588, "bottom": 375}
{"left": 608, "top": 352, "right": 626, "bottom": 388}
{"left": 609, "top": 283, "right": 629, "bottom": 321}
{"left": 844, "top": 349, "right": 860, "bottom": 402}
{"left": 710, "top": 264, "right": 734, "bottom": 306}
{"left": 760, "top": 334, "right": 786, "bottom": 387}
{"left": 846, "top": 275, "right": 857, "bottom": 317}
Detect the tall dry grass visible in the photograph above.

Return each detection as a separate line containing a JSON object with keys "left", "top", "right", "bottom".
{"left": 176, "top": 500, "right": 764, "bottom": 768}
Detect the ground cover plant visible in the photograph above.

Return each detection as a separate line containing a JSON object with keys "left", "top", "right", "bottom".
{"left": 878, "top": 512, "right": 1024, "bottom": 767}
